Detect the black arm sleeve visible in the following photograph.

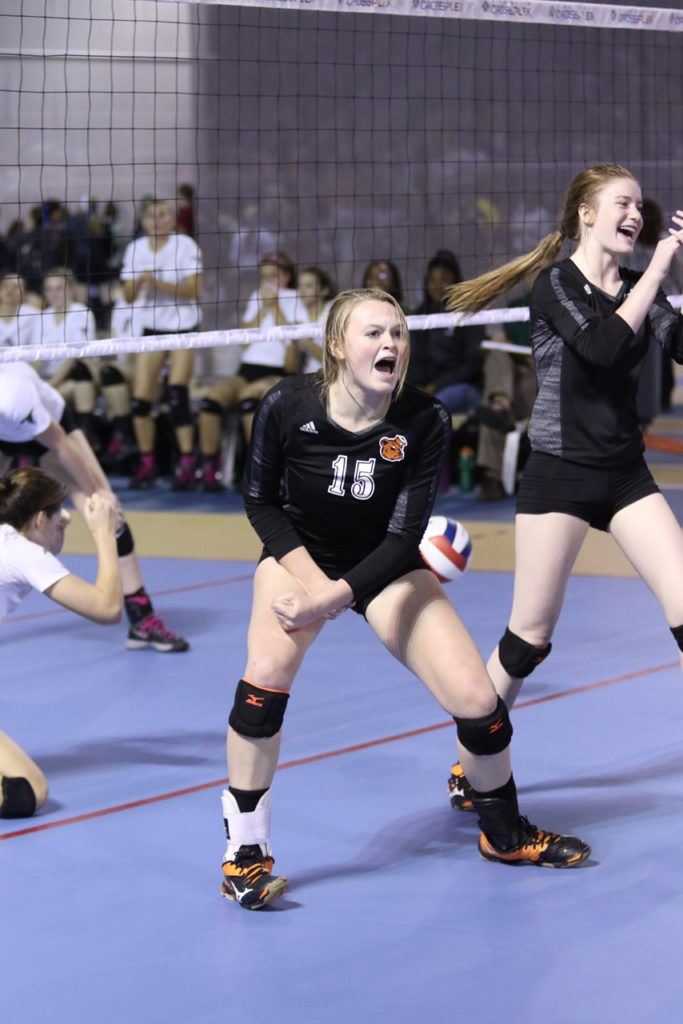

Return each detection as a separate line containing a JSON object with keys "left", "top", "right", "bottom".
{"left": 342, "top": 401, "right": 452, "bottom": 603}
{"left": 648, "top": 289, "right": 683, "bottom": 364}
{"left": 535, "top": 265, "right": 638, "bottom": 368}
{"left": 242, "top": 386, "right": 305, "bottom": 559}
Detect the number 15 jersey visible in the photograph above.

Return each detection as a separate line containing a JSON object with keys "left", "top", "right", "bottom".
{"left": 243, "top": 374, "right": 452, "bottom": 605}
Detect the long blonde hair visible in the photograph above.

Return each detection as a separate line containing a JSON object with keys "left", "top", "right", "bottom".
{"left": 446, "top": 164, "right": 637, "bottom": 313}
{"left": 321, "top": 288, "right": 409, "bottom": 395}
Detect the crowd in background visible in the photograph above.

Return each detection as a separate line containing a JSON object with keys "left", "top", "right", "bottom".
{"left": 0, "top": 190, "right": 680, "bottom": 499}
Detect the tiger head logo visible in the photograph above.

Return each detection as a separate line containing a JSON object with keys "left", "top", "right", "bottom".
{"left": 379, "top": 434, "right": 408, "bottom": 462}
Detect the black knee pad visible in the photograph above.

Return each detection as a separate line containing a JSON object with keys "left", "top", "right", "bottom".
{"left": 671, "top": 626, "right": 683, "bottom": 652}
{"left": 498, "top": 627, "right": 551, "bottom": 678}
{"left": 100, "top": 365, "right": 126, "bottom": 387}
{"left": 167, "top": 384, "right": 193, "bottom": 427}
{"left": 0, "top": 776, "right": 37, "bottom": 819}
{"left": 69, "top": 359, "right": 93, "bottom": 382}
{"left": 115, "top": 521, "right": 135, "bottom": 557}
{"left": 132, "top": 397, "right": 153, "bottom": 418}
{"left": 200, "top": 397, "right": 225, "bottom": 417}
{"left": 59, "top": 405, "right": 78, "bottom": 434}
{"left": 239, "top": 397, "right": 260, "bottom": 415}
{"left": 229, "top": 679, "right": 289, "bottom": 739}
{"left": 455, "top": 696, "right": 513, "bottom": 756}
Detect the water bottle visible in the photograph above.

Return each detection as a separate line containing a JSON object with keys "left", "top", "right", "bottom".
{"left": 458, "top": 445, "right": 475, "bottom": 493}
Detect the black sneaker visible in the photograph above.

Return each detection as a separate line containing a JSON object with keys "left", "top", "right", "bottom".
{"left": 221, "top": 844, "right": 288, "bottom": 910}
{"left": 447, "top": 762, "right": 475, "bottom": 812}
{"left": 126, "top": 614, "right": 189, "bottom": 653}
{"left": 479, "top": 816, "right": 591, "bottom": 868}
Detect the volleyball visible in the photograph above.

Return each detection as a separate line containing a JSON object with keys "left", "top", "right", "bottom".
{"left": 419, "top": 516, "right": 472, "bottom": 582}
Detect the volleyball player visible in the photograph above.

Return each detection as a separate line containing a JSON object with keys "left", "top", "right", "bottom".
{"left": 39, "top": 267, "right": 99, "bottom": 440}
{"left": 0, "top": 273, "right": 42, "bottom": 349}
{"left": 120, "top": 198, "right": 203, "bottom": 490}
{"left": 444, "top": 164, "right": 683, "bottom": 811}
{"left": 0, "top": 361, "right": 188, "bottom": 652}
{"left": 197, "top": 252, "right": 304, "bottom": 491}
{"left": 0, "top": 468, "right": 121, "bottom": 818}
{"left": 219, "top": 288, "right": 590, "bottom": 911}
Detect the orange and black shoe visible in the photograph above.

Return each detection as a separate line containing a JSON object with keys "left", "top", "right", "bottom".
{"left": 479, "top": 816, "right": 591, "bottom": 868}
{"left": 447, "top": 762, "right": 474, "bottom": 812}
{"left": 221, "top": 844, "right": 288, "bottom": 910}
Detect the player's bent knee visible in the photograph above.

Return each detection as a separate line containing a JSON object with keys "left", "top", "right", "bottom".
{"left": 229, "top": 679, "right": 290, "bottom": 739}
{"left": 167, "top": 384, "right": 193, "bottom": 427}
{"left": 132, "top": 397, "right": 153, "bottom": 418}
{"left": 239, "top": 397, "right": 260, "bottom": 415}
{"left": 0, "top": 776, "right": 39, "bottom": 819}
{"left": 498, "top": 626, "right": 551, "bottom": 678}
{"left": 200, "top": 397, "right": 224, "bottom": 417}
{"left": 455, "top": 696, "right": 513, "bottom": 756}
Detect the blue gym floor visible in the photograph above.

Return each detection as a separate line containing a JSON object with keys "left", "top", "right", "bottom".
{"left": 2, "top": 486, "right": 683, "bottom": 1022}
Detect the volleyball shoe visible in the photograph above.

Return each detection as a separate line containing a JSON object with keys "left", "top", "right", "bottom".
{"left": 447, "top": 762, "right": 475, "bottom": 812}
{"left": 479, "top": 816, "right": 591, "bottom": 868}
{"left": 221, "top": 844, "right": 288, "bottom": 910}
{"left": 126, "top": 614, "right": 189, "bottom": 652}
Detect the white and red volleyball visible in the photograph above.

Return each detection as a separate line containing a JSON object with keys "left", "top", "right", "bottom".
{"left": 419, "top": 516, "right": 472, "bottom": 582}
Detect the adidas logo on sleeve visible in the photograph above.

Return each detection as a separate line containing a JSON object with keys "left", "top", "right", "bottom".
{"left": 299, "top": 421, "right": 318, "bottom": 434}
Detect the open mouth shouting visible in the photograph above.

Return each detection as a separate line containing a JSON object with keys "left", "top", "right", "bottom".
{"left": 374, "top": 354, "right": 397, "bottom": 378}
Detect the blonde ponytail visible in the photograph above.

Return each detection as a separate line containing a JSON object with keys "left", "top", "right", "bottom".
{"left": 445, "top": 231, "right": 564, "bottom": 314}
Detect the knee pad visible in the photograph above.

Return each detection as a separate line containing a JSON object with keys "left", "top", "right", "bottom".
{"left": 69, "top": 360, "right": 93, "bottom": 382}
{"left": 200, "top": 397, "right": 225, "bottom": 417}
{"left": 59, "top": 405, "right": 78, "bottom": 434}
{"left": 229, "top": 679, "right": 289, "bottom": 739}
{"left": 671, "top": 625, "right": 683, "bottom": 652}
{"left": 115, "top": 521, "right": 135, "bottom": 557}
{"left": 132, "top": 397, "right": 153, "bottom": 418}
{"left": 167, "top": 384, "right": 193, "bottom": 427}
{"left": 0, "top": 776, "right": 37, "bottom": 819}
{"left": 498, "top": 627, "right": 551, "bottom": 678}
{"left": 455, "top": 696, "right": 513, "bottom": 756}
{"left": 100, "top": 365, "right": 126, "bottom": 387}
{"left": 239, "top": 397, "right": 260, "bottom": 415}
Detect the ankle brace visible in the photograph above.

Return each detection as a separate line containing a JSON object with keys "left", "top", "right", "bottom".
{"left": 222, "top": 788, "right": 272, "bottom": 861}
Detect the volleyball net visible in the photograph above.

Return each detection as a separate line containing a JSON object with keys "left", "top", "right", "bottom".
{"left": 0, "top": 0, "right": 682, "bottom": 368}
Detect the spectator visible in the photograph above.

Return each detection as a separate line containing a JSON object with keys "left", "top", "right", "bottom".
{"left": 361, "top": 259, "right": 405, "bottom": 308}
{"left": 120, "top": 197, "right": 203, "bottom": 490}
{"left": 176, "top": 183, "right": 196, "bottom": 239}
{"left": 197, "top": 251, "right": 304, "bottom": 491}
{"left": 407, "top": 250, "right": 484, "bottom": 413}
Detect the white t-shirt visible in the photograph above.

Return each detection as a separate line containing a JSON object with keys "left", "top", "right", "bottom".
{"left": 120, "top": 233, "right": 202, "bottom": 332}
{"left": 0, "top": 363, "right": 65, "bottom": 442}
{"left": 240, "top": 288, "right": 307, "bottom": 368}
{"left": 37, "top": 303, "right": 97, "bottom": 377}
{"left": 110, "top": 297, "right": 145, "bottom": 339}
{"left": 0, "top": 304, "right": 43, "bottom": 349}
{"left": 0, "top": 522, "right": 69, "bottom": 621}
{"left": 300, "top": 302, "right": 331, "bottom": 374}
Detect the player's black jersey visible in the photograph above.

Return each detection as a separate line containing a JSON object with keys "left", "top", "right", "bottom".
{"left": 243, "top": 374, "right": 452, "bottom": 603}
{"left": 529, "top": 258, "right": 683, "bottom": 467}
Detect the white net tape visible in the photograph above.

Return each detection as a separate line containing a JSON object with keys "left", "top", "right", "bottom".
{"left": 0, "top": 298, "right": 680, "bottom": 364}
{"left": 182, "top": 0, "right": 683, "bottom": 35}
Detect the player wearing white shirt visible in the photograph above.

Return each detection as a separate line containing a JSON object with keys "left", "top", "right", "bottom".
{"left": 0, "top": 362, "right": 189, "bottom": 653}
{"left": 196, "top": 252, "right": 304, "bottom": 492}
{"left": 35, "top": 269, "right": 100, "bottom": 448}
{"left": 295, "top": 266, "right": 336, "bottom": 373}
{"left": 120, "top": 199, "right": 203, "bottom": 490}
{"left": 0, "top": 467, "right": 121, "bottom": 819}
{"left": 0, "top": 274, "right": 42, "bottom": 350}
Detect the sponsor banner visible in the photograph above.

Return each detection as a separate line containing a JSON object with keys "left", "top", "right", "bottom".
{"left": 182, "top": 0, "right": 683, "bottom": 32}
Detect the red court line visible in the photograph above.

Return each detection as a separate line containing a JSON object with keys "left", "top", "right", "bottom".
{"left": 644, "top": 434, "right": 683, "bottom": 455}
{"left": 7, "top": 574, "right": 253, "bottom": 624}
{"left": 1, "top": 656, "right": 677, "bottom": 842}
